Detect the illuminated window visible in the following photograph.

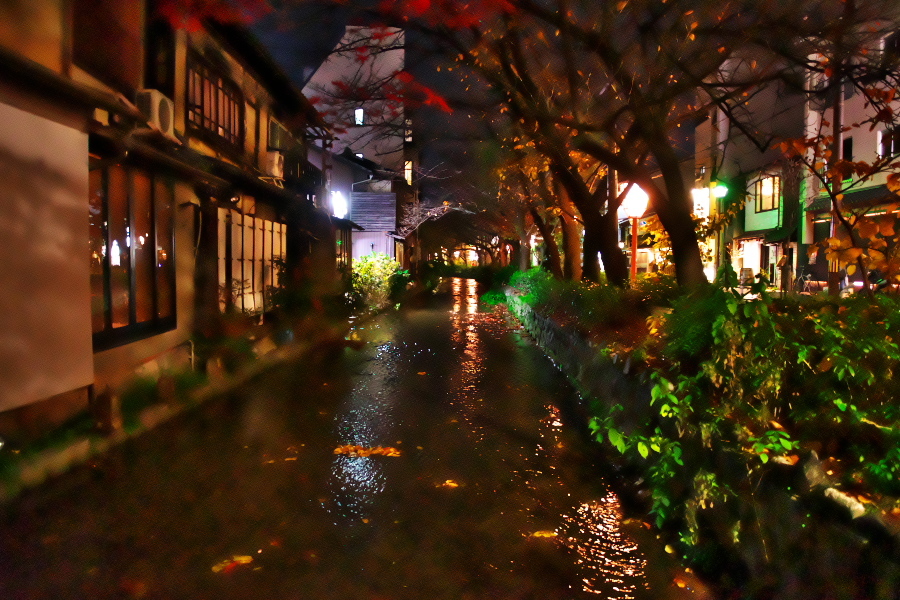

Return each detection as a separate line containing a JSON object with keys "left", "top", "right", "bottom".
{"left": 754, "top": 176, "right": 781, "bottom": 212}
{"left": 89, "top": 164, "right": 176, "bottom": 350}
{"left": 405, "top": 118, "right": 413, "bottom": 142}
{"left": 404, "top": 160, "right": 413, "bottom": 185}
{"left": 218, "top": 211, "right": 285, "bottom": 315}
{"left": 186, "top": 52, "right": 243, "bottom": 150}
{"left": 354, "top": 108, "right": 365, "bottom": 125}
{"left": 331, "top": 190, "right": 348, "bottom": 219}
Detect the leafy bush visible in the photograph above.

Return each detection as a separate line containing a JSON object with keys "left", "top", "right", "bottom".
{"left": 351, "top": 252, "right": 405, "bottom": 310}
{"left": 389, "top": 268, "right": 411, "bottom": 302}
{"left": 587, "top": 265, "right": 900, "bottom": 559}
{"left": 507, "top": 267, "right": 679, "bottom": 340}
{"left": 509, "top": 263, "right": 900, "bottom": 571}
{"left": 509, "top": 267, "right": 555, "bottom": 307}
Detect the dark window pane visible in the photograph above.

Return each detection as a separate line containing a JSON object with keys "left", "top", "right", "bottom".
{"left": 155, "top": 179, "right": 175, "bottom": 319}
{"left": 133, "top": 171, "right": 154, "bottom": 323}
{"left": 842, "top": 137, "right": 853, "bottom": 161}
{"left": 89, "top": 169, "right": 108, "bottom": 333}
{"left": 107, "top": 166, "right": 131, "bottom": 328}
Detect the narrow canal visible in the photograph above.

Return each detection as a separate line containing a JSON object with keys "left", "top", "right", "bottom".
{"left": 0, "top": 278, "right": 705, "bottom": 599}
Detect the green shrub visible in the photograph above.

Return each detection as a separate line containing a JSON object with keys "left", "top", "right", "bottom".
{"left": 577, "top": 264, "right": 900, "bottom": 558}
{"left": 351, "top": 252, "right": 405, "bottom": 310}
{"left": 389, "top": 268, "right": 411, "bottom": 302}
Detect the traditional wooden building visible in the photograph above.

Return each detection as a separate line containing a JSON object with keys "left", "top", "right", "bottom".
{"left": 0, "top": 1, "right": 332, "bottom": 441}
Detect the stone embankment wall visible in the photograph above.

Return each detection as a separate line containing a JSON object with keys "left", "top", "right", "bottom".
{"left": 504, "top": 292, "right": 652, "bottom": 432}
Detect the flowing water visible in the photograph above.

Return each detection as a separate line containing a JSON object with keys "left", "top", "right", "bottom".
{"left": 0, "top": 278, "right": 707, "bottom": 599}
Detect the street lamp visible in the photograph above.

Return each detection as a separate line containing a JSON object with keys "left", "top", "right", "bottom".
{"left": 622, "top": 184, "right": 649, "bottom": 280}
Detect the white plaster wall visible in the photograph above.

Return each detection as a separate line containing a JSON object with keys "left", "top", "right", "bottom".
{"left": 352, "top": 231, "right": 395, "bottom": 260}
{"left": 0, "top": 102, "right": 93, "bottom": 410}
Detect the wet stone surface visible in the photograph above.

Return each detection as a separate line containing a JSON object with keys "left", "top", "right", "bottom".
{"left": 0, "top": 278, "right": 701, "bottom": 599}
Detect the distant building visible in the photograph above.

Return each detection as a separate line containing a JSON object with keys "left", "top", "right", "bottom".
{"left": 303, "top": 26, "right": 416, "bottom": 262}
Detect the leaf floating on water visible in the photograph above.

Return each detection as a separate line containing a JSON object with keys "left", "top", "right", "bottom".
{"left": 211, "top": 555, "right": 253, "bottom": 573}
{"left": 530, "top": 530, "right": 557, "bottom": 538}
{"left": 333, "top": 445, "right": 402, "bottom": 457}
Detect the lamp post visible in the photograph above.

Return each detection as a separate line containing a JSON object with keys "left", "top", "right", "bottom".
{"left": 622, "top": 184, "right": 649, "bottom": 280}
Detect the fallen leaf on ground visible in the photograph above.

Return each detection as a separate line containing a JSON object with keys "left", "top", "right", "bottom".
{"left": 530, "top": 530, "right": 557, "bottom": 538}
{"left": 212, "top": 555, "right": 253, "bottom": 573}
{"left": 333, "top": 445, "right": 402, "bottom": 457}
{"left": 439, "top": 480, "right": 460, "bottom": 488}
{"left": 417, "top": 372, "right": 427, "bottom": 375}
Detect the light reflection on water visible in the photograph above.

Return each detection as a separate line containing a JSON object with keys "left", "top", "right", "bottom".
{"left": 448, "top": 278, "right": 490, "bottom": 443}
{"left": 451, "top": 277, "right": 480, "bottom": 314}
{"left": 330, "top": 455, "right": 385, "bottom": 522}
{"left": 327, "top": 277, "right": 659, "bottom": 597}
{"left": 561, "top": 494, "right": 649, "bottom": 598}
{"left": 328, "top": 330, "right": 399, "bottom": 524}
{"left": 448, "top": 277, "right": 652, "bottom": 596}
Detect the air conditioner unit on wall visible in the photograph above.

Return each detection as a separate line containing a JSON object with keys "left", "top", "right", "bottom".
{"left": 136, "top": 89, "right": 175, "bottom": 138}
{"left": 264, "top": 151, "right": 284, "bottom": 178}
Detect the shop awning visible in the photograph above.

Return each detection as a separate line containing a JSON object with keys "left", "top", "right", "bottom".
{"left": 805, "top": 184, "right": 900, "bottom": 212}
{"left": 732, "top": 228, "right": 775, "bottom": 241}
{"left": 764, "top": 224, "right": 797, "bottom": 243}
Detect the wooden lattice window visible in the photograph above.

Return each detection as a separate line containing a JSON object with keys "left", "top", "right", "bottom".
{"left": 187, "top": 54, "right": 243, "bottom": 149}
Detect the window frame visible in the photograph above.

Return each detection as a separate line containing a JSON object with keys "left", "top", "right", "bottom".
{"left": 880, "top": 128, "right": 900, "bottom": 158}
{"left": 186, "top": 51, "right": 244, "bottom": 153}
{"left": 90, "top": 163, "right": 177, "bottom": 351}
{"left": 268, "top": 119, "right": 290, "bottom": 151}
{"left": 754, "top": 175, "right": 781, "bottom": 213}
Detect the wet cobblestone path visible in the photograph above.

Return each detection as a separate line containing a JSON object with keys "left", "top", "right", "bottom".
{"left": 0, "top": 279, "right": 702, "bottom": 599}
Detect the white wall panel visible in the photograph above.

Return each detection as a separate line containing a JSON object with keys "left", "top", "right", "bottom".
{"left": 0, "top": 102, "right": 92, "bottom": 409}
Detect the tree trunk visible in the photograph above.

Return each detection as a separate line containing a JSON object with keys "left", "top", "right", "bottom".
{"left": 560, "top": 210, "right": 582, "bottom": 280}
{"left": 530, "top": 207, "right": 563, "bottom": 277}
{"left": 508, "top": 240, "right": 521, "bottom": 269}
{"left": 598, "top": 209, "right": 629, "bottom": 286}
{"left": 518, "top": 236, "right": 532, "bottom": 271}
{"left": 647, "top": 139, "right": 709, "bottom": 287}
{"left": 581, "top": 214, "right": 602, "bottom": 283}
{"left": 582, "top": 210, "right": 628, "bottom": 286}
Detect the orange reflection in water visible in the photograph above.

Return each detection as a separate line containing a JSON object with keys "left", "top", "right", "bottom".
{"left": 448, "top": 278, "right": 490, "bottom": 442}
{"left": 560, "top": 493, "right": 648, "bottom": 598}
{"left": 451, "top": 277, "right": 480, "bottom": 314}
